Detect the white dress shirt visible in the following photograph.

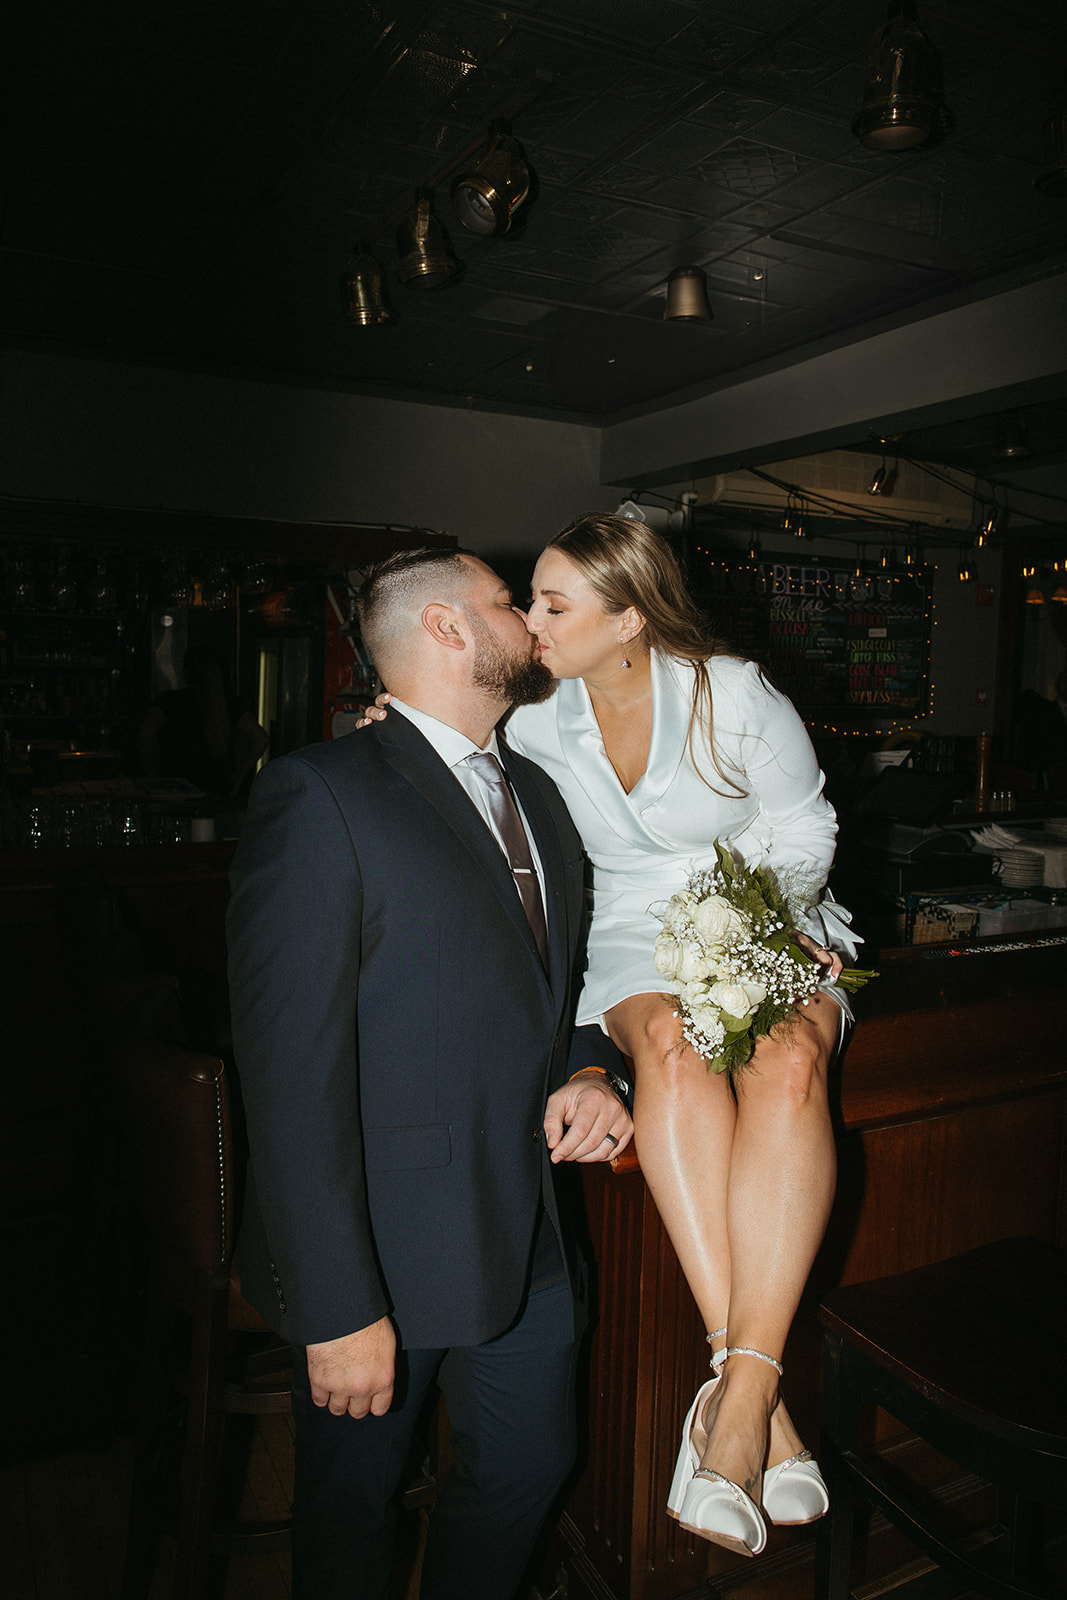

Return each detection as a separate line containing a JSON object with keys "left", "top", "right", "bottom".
{"left": 387, "top": 698, "right": 547, "bottom": 910}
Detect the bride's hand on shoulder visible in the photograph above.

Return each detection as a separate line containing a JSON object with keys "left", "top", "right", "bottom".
{"left": 355, "top": 692, "right": 391, "bottom": 729}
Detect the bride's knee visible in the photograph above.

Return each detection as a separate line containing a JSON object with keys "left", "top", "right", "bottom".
{"left": 743, "top": 1027, "right": 828, "bottom": 1109}
{"left": 618, "top": 1003, "right": 705, "bottom": 1094}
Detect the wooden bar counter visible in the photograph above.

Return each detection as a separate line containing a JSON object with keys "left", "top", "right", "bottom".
{"left": 539, "top": 936, "right": 1067, "bottom": 1600}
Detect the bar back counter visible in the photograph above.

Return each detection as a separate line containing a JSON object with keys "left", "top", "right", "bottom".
{"left": 3, "top": 843, "right": 1065, "bottom": 1595}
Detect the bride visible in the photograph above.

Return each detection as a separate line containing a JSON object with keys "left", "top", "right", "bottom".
{"left": 368, "top": 512, "right": 858, "bottom": 1558}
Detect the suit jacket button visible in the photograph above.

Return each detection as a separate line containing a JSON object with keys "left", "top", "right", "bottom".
{"left": 533, "top": 1128, "right": 542, "bottom": 1142}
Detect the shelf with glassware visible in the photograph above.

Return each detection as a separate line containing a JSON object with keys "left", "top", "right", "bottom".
{"left": 0, "top": 609, "right": 136, "bottom": 749}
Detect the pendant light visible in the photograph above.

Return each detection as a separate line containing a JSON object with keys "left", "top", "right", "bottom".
{"left": 1035, "top": 100, "right": 1067, "bottom": 197}
{"left": 664, "top": 266, "right": 710, "bottom": 321}
{"left": 852, "top": 1, "right": 938, "bottom": 152}
{"left": 340, "top": 247, "right": 391, "bottom": 325}
{"left": 396, "top": 190, "right": 461, "bottom": 288}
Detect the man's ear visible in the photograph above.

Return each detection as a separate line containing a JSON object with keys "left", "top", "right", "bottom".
{"left": 422, "top": 603, "right": 467, "bottom": 650}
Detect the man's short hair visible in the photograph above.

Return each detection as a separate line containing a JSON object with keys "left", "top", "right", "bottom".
{"left": 355, "top": 547, "right": 474, "bottom": 677}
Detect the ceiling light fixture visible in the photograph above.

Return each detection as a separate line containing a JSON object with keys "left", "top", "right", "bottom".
{"left": 783, "top": 497, "right": 807, "bottom": 539}
{"left": 1035, "top": 100, "right": 1067, "bottom": 198}
{"left": 664, "top": 266, "right": 711, "bottom": 321}
{"left": 451, "top": 120, "right": 531, "bottom": 237}
{"left": 993, "top": 415, "right": 1030, "bottom": 460}
{"left": 340, "top": 247, "right": 392, "bottom": 325}
{"left": 616, "top": 499, "right": 689, "bottom": 534}
{"left": 866, "top": 456, "right": 898, "bottom": 496}
{"left": 976, "top": 508, "right": 1002, "bottom": 546}
{"left": 396, "top": 189, "right": 461, "bottom": 287}
{"left": 852, "top": 1, "right": 938, "bottom": 152}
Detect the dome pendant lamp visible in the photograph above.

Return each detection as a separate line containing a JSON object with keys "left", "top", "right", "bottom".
{"left": 852, "top": 0, "right": 938, "bottom": 151}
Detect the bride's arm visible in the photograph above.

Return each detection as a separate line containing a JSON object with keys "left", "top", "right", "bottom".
{"left": 724, "top": 662, "right": 860, "bottom": 961}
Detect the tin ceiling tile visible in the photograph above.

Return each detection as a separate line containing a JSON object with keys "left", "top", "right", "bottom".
{"left": 5, "top": 0, "right": 1067, "bottom": 432}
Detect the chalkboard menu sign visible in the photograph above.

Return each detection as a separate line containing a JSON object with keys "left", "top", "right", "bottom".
{"left": 691, "top": 549, "right": 931, "bottom": 719}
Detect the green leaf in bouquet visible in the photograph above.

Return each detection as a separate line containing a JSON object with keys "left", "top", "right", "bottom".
{"left": 715, "top": 839, "right": 736, "bottom": 881}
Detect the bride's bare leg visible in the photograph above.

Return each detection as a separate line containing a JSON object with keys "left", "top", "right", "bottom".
{"left": 701, "top": 993, "right": 840, "bottom": 1496}
{"left": 605, "top": 992, "right": 735, "bottom": 1362}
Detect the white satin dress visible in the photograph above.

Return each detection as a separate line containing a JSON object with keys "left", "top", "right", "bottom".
{"left": 505, "top": 651, "right": 859, "bottom": 1030}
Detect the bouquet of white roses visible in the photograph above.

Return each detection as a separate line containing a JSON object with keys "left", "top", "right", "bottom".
{"left": 653, "top": 840, "right": 876, "bottom": 1077}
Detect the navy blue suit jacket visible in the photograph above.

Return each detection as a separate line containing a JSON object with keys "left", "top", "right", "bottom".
{"left": 227, "top": 711, "right": 614, "bottom": 1350}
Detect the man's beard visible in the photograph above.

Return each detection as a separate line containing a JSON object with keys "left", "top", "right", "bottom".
{"left": 468, "top": 614, "right": 555, "bottom": 706}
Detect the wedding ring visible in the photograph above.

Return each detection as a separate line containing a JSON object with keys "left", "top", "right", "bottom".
{"left": 602, "top": 1132, "right": 619, "bottom": 1148}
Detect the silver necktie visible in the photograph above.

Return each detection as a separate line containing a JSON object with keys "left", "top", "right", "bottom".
{"left": 466, "top": 751, "right": 549, "bottom": 968}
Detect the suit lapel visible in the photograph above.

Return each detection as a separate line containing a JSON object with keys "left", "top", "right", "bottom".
{"left": 375, "top": 715, "right": 556, "bottom": 990}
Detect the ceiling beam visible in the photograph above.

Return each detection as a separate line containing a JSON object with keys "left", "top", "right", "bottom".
{"left": 600, "top": 276, "right": 1067, "bottom": 489}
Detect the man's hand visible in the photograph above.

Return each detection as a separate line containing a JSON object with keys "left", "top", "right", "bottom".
{"left": 307, "top": 1316, "right": 396, "bottom": 1419}
{"left": 544, "top": 1072, "right": 633, "bottom": 1165}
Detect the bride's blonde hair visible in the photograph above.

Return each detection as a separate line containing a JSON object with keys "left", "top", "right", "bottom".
{"left": 546, "top": 513, "right": 744, "bottom": 791}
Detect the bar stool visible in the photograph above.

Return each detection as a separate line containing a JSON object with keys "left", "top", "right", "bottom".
{"left": 815, "top": 1237, "right": 1067, "bottom": 1600}
{"left": 112, "top": 981, "right": 292, "bottom": 1599}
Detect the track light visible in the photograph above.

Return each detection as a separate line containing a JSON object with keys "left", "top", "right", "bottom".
{"left": 451, "top": 121, "right": 531, "bottom": 237}
{"left": 340, "top": 247, "right": 391, "bottom": 325}
{"left": 396, "top": 190, "right": 461, "bottom": 288}
{"left": 664, "top": 266, "right": 711, "bottom": 321}
{"left": 852, "top": 1, "right": 938, "bottom": 152}
{"left": 615, "top": 499, "right": 689, "bottom": 534}
{"left": 958, "top": 559, "right": 973, "bottom": 583}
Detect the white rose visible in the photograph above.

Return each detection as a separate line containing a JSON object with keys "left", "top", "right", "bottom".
{"left": 741, "top": 980, "right": 767, "bottom": 1007}
{"left": 708, "top": 979, "right": 758, "bottom": 1019}
{"left": 654, "top": 931, "right": 683, "bottom": 978}
{"left": 676, "top": 938, "right": 706, "bottom": 981}
{"left": 661, "top": 896, "right": 695, "bottom": 934}
{"left": 654, "top": 934, "right": 705, "bottom": 982}
{"left": 692, "top": 894, "right": 746, "bottom": 944}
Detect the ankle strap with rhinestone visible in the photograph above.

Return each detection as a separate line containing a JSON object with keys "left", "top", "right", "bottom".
{"left": 722, "top": 1344, "right": 783, "bottom": 1375}
{"left": 705, "top": 1326, "right": 728, "bottom": 1370}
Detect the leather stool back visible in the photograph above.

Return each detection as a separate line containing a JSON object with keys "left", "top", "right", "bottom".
{"left": 815, "top": 1237, "right": 1067, "bottom": 1600}
{"left": 113, "top": 981, "right": 291, "bottom": 1599}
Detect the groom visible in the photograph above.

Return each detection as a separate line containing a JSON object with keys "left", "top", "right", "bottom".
{"left": 227, "top": 547, "right": 631, "bottom": 1600}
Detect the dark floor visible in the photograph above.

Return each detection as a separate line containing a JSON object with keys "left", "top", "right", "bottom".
{"left": 6, "top": 1412, "right": 1064, "bottom": 1600}
{"left": 2, "top": 1412, "right": 431, "bottom": 1600}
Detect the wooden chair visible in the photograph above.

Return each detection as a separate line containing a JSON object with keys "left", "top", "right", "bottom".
{"left": 815, "top": 1237, "right": 1067, "bottom": 1600}
{"left": 112, "top": 981, "right": 292, "bottom": 1598}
